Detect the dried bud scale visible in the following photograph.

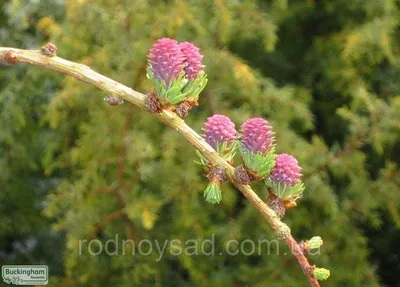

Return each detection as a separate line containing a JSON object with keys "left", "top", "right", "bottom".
{"left": 175, "top": 101, "right": 192, "bottom": 118}
{"left": 233, "top": 165, "right": 252, "bottom": 185}
{"left": 207, "top": 166, "right": 228, "bottom": 183}
{"left": 145, "top": 91, "right": 163, "bottom": 113}
{"left": 267, "top": 193, "right": 286, "bottom": 218}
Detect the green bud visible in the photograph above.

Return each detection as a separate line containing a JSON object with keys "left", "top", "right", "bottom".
{"left": 307, "top": 236, "right": 323, "bottom": 250}
{"left": 203, "top": 181, "right": 222, "bottom": 204}
{"left": 313, "top": 268, "right": 330, "bottom": 281}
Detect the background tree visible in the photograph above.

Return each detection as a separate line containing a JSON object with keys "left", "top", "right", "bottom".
{"left": 0, "top": 0, "right": 399, "bottom": 286}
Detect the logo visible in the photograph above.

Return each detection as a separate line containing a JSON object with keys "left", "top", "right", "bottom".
{"left": 2, "top": 265, "right": 48, "bottom": 285}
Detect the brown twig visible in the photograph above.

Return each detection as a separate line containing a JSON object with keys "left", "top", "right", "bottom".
{"left": 88, "top": 209, "right": 124, "bottom": 241}
{"left": 284, "top": 235, "right": 319, "bottom": 287}
{"left": 113, "top": 187, "right": 138, "bottom": 240}
{"left": 0, "top": 46, "right": 321, "bottom": 286}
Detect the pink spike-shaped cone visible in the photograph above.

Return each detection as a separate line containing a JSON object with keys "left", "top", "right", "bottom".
{"left": 269, "top": 154, "right": 302, "bottom": 186}
{"left": 204, "top": 114, "right": 237, "bottom": 149}
{"left": 148, "top": 38, "right": 186, "bottom": 86}
{"left": 241, "top": 118, "right": 274, "bottom": 154}
{"left": 180, "top": 42, "right": 204, "bottom": 80}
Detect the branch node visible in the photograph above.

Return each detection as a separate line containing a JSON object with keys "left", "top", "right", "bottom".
{"left": 104, "top": 94, "right": 124, "bottom": 106}
{"left": 277, "top": 224, "right": 291, "bottom": 239}
{"left": 307, "top": 265, "right": 317, "bottom": 276}
{"left": 299, "top": 241, "right": 307, "bottom": 254}
{"left": 1, "top": 50, "right": 19, "bottom": 65}
{"left": 41, "top": 42, "right": 57, "bottom": 57}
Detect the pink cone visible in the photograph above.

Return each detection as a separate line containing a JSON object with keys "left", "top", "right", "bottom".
{"left": 204, "top": 114, "right": 237, "bottom": 149}
{"left": 269, "top": 154, "right": 302, "bottom": 186}
{"left": 180, "top": 42, "right": 204, "bottom": 80}
{"left": 148, "top": 38, "right": 186, "bottom": 86}
{"left": 241, "top": 118, "right": 274, "bottom": 154}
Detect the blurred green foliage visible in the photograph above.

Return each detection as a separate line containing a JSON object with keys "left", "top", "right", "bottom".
{"left": 1, "top": 0, "right": 400, "bottom": 286}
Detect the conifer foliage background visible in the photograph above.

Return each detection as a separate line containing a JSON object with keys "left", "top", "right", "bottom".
{"left": 1, "top": 0, "right": 400, "bottom": 286}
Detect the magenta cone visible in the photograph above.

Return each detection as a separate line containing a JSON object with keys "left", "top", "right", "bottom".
{"left": 270, "top": 154, "right": 302, "bottom": 186}
{"left": 204, "top": 114, "right": 237, "bottom": 149}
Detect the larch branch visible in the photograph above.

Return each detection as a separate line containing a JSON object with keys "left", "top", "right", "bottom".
{"left": 0, "top": 46, "right": 320, "bottom": 287}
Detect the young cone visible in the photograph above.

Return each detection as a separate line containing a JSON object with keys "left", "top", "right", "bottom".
{"left": 147, "top": 38, "right": 208, "bottom": 114}
{"left": 199, "top": 115, "right": 236, "bottom": 204}
{"left": 266, "top": 153, "right": 305, "bottom": 207}
{"left": 147, "top": 38, "right": 187, "bottom": 105}
{"left": 239, "top": 118, "right": 276, "bottom": 180}
{"left": 203, "top": 114, "right": 238, "bottom": 162}
{"left": 179, "top": 42, "right": 208, "bottom": 101}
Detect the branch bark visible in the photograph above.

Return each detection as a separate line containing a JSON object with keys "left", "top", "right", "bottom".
{"left": 0, "top": 47, "right": 321, "bottom": 287}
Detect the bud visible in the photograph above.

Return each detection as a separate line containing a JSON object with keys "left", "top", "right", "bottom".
{"left": 104, "top": 95, "right": 124, "bottom": 106}
{"left": 266, "top": 154, "right": 305, "bottom": 205}
{"left": 203, "top": 180, "right": 222, "bottom": 204}
{"left": 41, "top": 42, "right": 57, "bottom": 57}
{"left": 202, "top": 166, "right": 228, "bottom": 204}
{"left": 239, "top": 118, "right": 276, "bottom": 180}
{"left": 313, "top": 268, "right": 330, "bottom": 281}
{"left": 306, "top": 236, "right": 323, "bottom": 250}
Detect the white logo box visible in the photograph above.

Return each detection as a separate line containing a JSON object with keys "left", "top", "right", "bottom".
{"left": 2, "top": 265, "right": 48, "bottom": 285}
